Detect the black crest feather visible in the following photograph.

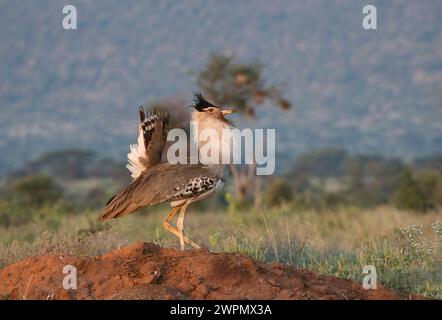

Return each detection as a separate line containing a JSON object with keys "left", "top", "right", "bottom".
{"left": 193, "top": 92, "right": 217, "bottom": 111}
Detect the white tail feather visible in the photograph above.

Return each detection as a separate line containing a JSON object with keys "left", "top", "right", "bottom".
{"left": 126, "top": 126, "right": 146, "bottom": 180}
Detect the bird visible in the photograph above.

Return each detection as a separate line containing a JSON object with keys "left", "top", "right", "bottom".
{"left": 98, "top": 93, "right": 237, "bottom": 251}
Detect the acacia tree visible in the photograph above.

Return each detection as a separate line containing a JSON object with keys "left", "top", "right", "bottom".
{"left": 197, "top": 54, "right": 290, "bottom": 118}
{"left": 196, "top": 54, "right": 291, "bottom": 205}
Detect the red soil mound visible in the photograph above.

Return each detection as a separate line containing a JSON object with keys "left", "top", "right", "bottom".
{"left": 0, "top": 242, "right": 413, "bottom": 300}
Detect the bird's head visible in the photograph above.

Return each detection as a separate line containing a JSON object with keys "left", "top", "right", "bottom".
{"left": 191, "top": 93, "right": 237, "bottom": 123}
{"left": 190, "top": 93, "right": 238, "bottom": 165}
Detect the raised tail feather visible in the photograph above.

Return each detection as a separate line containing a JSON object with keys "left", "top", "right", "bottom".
{"left": 126, "top": 107, "right": 169, "bottom": 180}
{"left": 100, "top": 107, "right": 171, "bottom": 221}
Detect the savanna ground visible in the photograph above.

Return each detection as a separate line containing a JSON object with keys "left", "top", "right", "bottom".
{"left": 0, "top": 203, "right": 440, "bottom": 299}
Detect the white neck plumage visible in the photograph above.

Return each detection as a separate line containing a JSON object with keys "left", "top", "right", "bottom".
{"left": 190, "top": 112, "right": 235, "bottom": 177}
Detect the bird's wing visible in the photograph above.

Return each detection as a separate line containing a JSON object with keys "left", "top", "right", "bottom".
{"left": 99, "top": 162, "right": 220, "bottom": 221}
{"left": 127, "top": 107, "right": 169, "bottom": 180}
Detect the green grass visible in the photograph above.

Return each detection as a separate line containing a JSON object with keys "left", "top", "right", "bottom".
{"left": 0, "top": 205, "right": 441, "bottom": 299}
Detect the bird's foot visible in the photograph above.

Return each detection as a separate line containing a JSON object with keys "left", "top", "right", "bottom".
{"left": 186, "top": 238, "right": 201, "bottom": 250}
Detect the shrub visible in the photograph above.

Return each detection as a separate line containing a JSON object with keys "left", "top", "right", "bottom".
{"left": 264, "top": 178, "right": 293, "bottom": 207}
{"left": 10, "top": 175, "right": 63, "bottom": 208}
{"left": 0, "top": 200, "right": 31, "bottom": 226}
{"left": 393, "top": 170, "right": 438, "bottom": 212}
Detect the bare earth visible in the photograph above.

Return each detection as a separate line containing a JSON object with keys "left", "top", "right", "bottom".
{"left": 0, "top": 242, "right": 419, "bottom": 300}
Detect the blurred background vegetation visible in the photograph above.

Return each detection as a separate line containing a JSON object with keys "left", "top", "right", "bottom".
{"left": 1, "top": 146, "right": 441, "bottom": 230}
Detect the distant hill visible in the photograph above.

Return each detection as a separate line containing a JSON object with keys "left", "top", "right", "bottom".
{"left": 1, "top": 0, "right": 441, "bottom": 174}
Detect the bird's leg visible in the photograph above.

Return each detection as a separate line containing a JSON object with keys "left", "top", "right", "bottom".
{"left": 163, "top": 205, "right": 201, "bottom": 250}
{"left": 162, "top": 206, "right": 180, "bottom": 240}
{"left": 177, "top": 201, "right": 190, "bottom": 251}
{"left": 177, "top": 201, "right": 201, "bottom": 250}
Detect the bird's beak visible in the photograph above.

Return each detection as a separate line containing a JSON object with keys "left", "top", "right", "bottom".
{"left": 221, "top": 109, "right": 237, "bottom": 116}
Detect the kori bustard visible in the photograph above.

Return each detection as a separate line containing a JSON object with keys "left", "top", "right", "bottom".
{"left": 99, "top": 93, "right": 236, "bottom": 250}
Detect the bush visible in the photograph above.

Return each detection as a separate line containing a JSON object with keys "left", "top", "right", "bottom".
{"left": 0, "top": 200, "right": 30, "bottom": 227}
{"left": 264, "top": 178, "right": 293, "bottom": 207}
{"left": 0, "top": 175, "right": 65, "bottom": 227}
{"left": 393, "top": 170, "right": 438, "bottom": 212}
{"left": 10, "top": 175, "right": 63, "bottom": 208}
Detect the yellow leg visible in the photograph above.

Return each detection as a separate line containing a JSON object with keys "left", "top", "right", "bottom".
{"left": 163, "top": 206, "right": 179, "bottom": 230}
{"left": 177, "top": 201, "right": 191, "bottom": 251}
{"left": 162, "top": 205, "right": 201, "bottom": 250}
{"left": 162, "top": 206, "right": 180, "bottom": 243}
